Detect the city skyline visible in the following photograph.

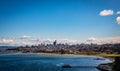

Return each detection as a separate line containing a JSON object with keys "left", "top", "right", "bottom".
{"left": 0, "top": 0, "right": 120, "bottom": 46}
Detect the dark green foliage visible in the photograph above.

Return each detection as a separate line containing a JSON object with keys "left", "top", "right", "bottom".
{"left": 113, "top": 57, "right": 120, "bottom": 71}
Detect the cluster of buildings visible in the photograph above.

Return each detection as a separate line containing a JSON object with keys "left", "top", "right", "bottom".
{"left": 1, "top": 40, "right": 120, "bottom": 54}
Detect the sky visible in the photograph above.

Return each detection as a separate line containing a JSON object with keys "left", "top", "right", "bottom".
{"left": 0, "top": 0, "right": 120, "bottom": 46}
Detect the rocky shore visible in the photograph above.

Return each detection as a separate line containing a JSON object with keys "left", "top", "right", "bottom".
{"left": 97, "top": 57, "right": 120, "bottom": 71}
{"left": 97, "top": 63, "right": 112, "bottom": 71}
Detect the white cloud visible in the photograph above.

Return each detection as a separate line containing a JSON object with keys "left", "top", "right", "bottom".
{"left": 0, "top": 37, "right": 80, "bottom": 46}
{"left": 116, "top": 16, "right": 120, "bottom": 24}
{"left": 86, "top": 37, "right": 97, "bottom": 42}
{"left": 86, "top": 36, "right": 120, "bottom": 44}
{"left": 57, "top": 39, "right": 80, "bottom": 44}
{"left": 19, "top": 41, "right": 33, "bottom": 46}
{"left": 99, "top": 10, "right": 114, "bottom": 16}
{"left": 40, "top": 38, "right": 80, "bottom": 45}
{"left": 20, "top": 35, "right": 31, "bottom": 39}
{"left": 0, "top": 39, "right": 14, "bottom": 45}
{"left": 116, "top": 11, "right": 120, "bottom": 14}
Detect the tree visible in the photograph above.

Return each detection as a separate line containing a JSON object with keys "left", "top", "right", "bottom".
{"left": 113, "top": 57, "right": 120, "bottom": 71}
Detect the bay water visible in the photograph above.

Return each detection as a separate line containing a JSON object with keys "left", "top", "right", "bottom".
{"left": 0, "top": 52, "right": 111, "bottom": 71}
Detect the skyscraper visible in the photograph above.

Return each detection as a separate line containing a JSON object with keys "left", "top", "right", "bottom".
{"left": 53, "top": 40, "right": 57, "bottom": 46}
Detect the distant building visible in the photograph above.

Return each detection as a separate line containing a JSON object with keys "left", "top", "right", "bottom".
{"left": 53, "top": 40, "right": 57, "bottom": 46}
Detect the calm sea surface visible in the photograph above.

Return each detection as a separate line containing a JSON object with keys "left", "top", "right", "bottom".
{"left": 0, "top": 52, "right": 111, "bottom": 71}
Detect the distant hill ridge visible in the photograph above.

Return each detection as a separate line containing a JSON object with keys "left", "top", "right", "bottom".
{"left": 0, "top": 46, "right": 16, "bottom": 50}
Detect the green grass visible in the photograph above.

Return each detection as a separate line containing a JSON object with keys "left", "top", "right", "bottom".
{"left": 78, "top": 52, "right": 120, "bottom": 57}
{"left": 97, "top": 53, "right": 120, "bottom": 57}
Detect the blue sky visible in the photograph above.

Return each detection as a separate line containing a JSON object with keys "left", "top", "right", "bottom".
{"left": 0, "top": 0, "right": 120, "bottom": 45}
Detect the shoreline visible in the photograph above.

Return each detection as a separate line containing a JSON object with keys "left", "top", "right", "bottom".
{"left": 1, "top": 51, "right": 118, "bottom": 59}
{"left": 1, "top": 51, "right": 119, "bottom": 62}
{"left": 36, "top": 52, "right": 118, "bottom": 60}
{"left": 24, "top": 52, "right": 116, "bottom": 62}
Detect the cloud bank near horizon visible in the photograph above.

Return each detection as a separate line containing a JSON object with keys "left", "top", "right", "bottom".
{"left": 0, "top": 35, "right": 80, "bottom": 46}
{"left": 1, "top": 36, "right": 120, "bottom": 46}
{"left": 0, "top": 39, "right": 14, "bottom": 46}
{"left": 86, "top": 36, "right": 120, "bottom": 44}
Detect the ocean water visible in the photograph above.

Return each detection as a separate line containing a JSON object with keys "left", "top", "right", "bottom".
{"left": 0, "top": 52, "right": 111, "bottom": 71}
